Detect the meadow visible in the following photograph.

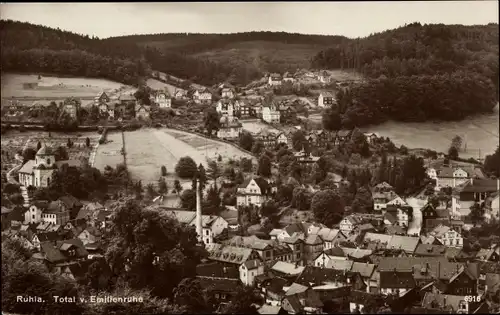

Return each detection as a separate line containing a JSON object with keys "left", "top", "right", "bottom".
{"left": 1, "top": 73, "right": 127, "bottom": 100}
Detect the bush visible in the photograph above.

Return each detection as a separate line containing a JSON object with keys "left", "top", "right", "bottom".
{"left": 175, "top": 156, "right": 198, "bottom": 179}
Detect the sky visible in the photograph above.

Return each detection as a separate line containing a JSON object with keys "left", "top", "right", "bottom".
{"left": 0, "top": 1, "right": 498, "bottom": 39}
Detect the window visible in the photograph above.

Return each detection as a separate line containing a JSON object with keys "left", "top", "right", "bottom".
{"left": 32, "top": 214, "right": 35, "bottom": 220}
{"left": 221, "top": 294, "right": 226, "bottom": 300}
{"left": 215, "top": 293, "right": 220, "bottom": 299}
{"left": 205, "top": 230, "right": 209, "bottom": 236}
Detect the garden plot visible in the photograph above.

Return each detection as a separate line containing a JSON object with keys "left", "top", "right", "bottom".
{"left": 123, "top": 128, "right": 255, "bottom": 186}
{"left": 0, "top": 130, "right": 100, "bottom": 162}
{"left": 93, "top": 132, "right": 124, "bottom": 170}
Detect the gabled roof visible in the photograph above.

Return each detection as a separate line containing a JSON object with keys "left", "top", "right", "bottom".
{"left": 305, "top": 234, "right": 323, "bottom": 245}
{"left": 350, "top": 262, "right": 376, "bottom": 278}
{"left": 461, "top": 179, "right": 499, "bottom": 193}
{"left": 196, "top": 277, "right": 240, "bottom": 293}
{"left": 206, "top": 243, "right": 256, "bottom": 265}
{"left": 36, "top": 145, "right": 54, "bottom": 156}
{"left": 18, "top": 160, "right": 36, "bottom": 174}
{"left": 379, "top": 271, "right": 416, "bottom": 289}
{"left": 316, "top": 228, "right": 341, "bottom": 242}
{"left": 387, "top": 235, "right": 420, "bottom": 254}
{"left": 285, "top": 282, "right": 309, "bottom": 296}
{"left": 326, "top": 259, "right": 353, "bottom": 271}
{"left": 295, "top": 266, "right": 351, "bottom": 287}
{"left": 39, "top": 238, "right": 88, "bottom": 263}
{"left": 271, "top": 261, "right": 305, "bottom": 276}
{"left": 58, "top": 195, "right": 82, "bottom": 208}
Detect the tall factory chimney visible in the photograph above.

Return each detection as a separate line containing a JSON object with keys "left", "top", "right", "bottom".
{"left": 195, "top": 178, "right": 203, "bottom": 243}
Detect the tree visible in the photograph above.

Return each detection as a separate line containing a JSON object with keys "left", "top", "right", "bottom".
{"left": 105, "top": 200, "right": 204, "bottom": 298}
{"left": 239, "top": 157, "right": 253, "bottom": 172}
{"left": 146, "top": 184, "right": 157, "bottom": 199}
{"left": 180, "top": 189, "right": 196, "bottom": 211}
{"left": 217, "top": 286, "right": 262, "bottom": 314}
{"left": 158, "top": 177, "right": 168, "bottom": 195}
{"left": 484, "top": 146, "right": 500, "bottom": 177}
{"left": 192, "top": 164, "right": 207, "bottom": 192}
{"left": 36, "top": 141, "right": 42, "bottom": 151}
{"left": 2, "top": 239, "right": 85, "bottom": 315}
{"left": 54, "top": 146, "right": 69, "bottom": 161}
{"left": 239, "top": 131, "right": 254, "bottom": 151}
{"left": 206, "top": 160, "right": 221, "bottom": 189}
{"left": 257, "top": 154, "right": 272, "bottom": 177}
{"left": 351, "top": 186, "right": 373, "bottom": 213}
{"left": 204, "top": 107, "right": 220, "bottom": 136}
{"left": 174, "top": 278, "right": 211, "bottom": 313}
{"left": 292, "top": 187, "right": 311, "bottom": 210}
{"left": 173, "top": 179, "right": 183, "bottom": 196}
{"left": 85, "top": 137, "right": 91, "bottom": 148}
{"left": 251, "top": 141, "right": 264, "bottom": 155}
{"left": 322, "top": 107, "right": 342, "bottom": 131}
{"left": 311, "top": 190, "right": 345, "bottom": 227}
{"left": 291, "top": 130, "right": 307, "bottom": 151}
{"left": 134, "top": 85, "right": 152, "bottom": 105}
{"left": 448, "top": 146, "right": 459, "bottom": 160}
{"left": 22, "top": 148, "right": 36, "bottom": 162}
{"left": 161, "top": 165, "right": 167, "bottom": 176}
{"left": 451, "top": 135, "right": 463, "bottom": 150}
{"left": 67, "top": 138, "right": 73, "bottom": 148}
{"left": 175, "top": 156, "right": 198, "bottom": 179}
{"left": 204, "top": 185, "right": 221, "bottom": 215}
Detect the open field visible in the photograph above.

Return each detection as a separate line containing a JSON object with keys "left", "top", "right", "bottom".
{"left": 240, "top": 120, "right": 280, "bottom": 134}
{"left": 93, "top": 132, "right": 124, "bottom": 170}
{"left": 1, "top": 73, "right": 129, "bottom": 100}
{"left": 146, "top": 78, "right": 185, "bottom": 95}
{"left": 123, "top": 128, "right": 255, "bottom": 186}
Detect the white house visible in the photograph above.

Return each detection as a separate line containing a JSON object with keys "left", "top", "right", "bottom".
{"left": 283, "top": 72, "right": 295, "bottom": 83}
{"left": 216, "top": 100, "right": 235, "bottom": 118}
{"left": 276, "top": 132, "right": 290, "bottom": 147}
{"left": 429, "top": 224, "right": 463, "bottom": 248}
{"left": 484, "top": 192, "right": 500, "bottom": 223}
{"left": 339, "top": 215, "right": 364, "bottom": 236}
{"left": 164, "top": 210, "right": 228, "bottom": 246}
{"left": 318, "top": 92, "right": 336, "bottom": 108}
{"left": 385, "top": 206, "right": 412, "bottom": 227}
{"left": 154, "top": 91, "right": 172, "bottom": 108}
{"left": 317, "top": 71, "right": 332, "bottom": 84}
{"left": 217, "top": 116, "right": 242, "bottom": 140}
{"left": 135, "top": 104, "right": 151, "bottom": 119}
{"left": 239, "top": 259, "right": 265, "bottom": 286}
{"left": 262, "top": 105, "right": 281, "bottom": 124}
{"left": 435, "top": 167, "right": 470, "bottom": 190}
{"left": 221, "top": 87, "right": 235, "bottom": 99}
{"left": 236, "top": 178, "right": 269, "bottom": 207}
{"left": 24, "top": 201, "right": 70, "bottom": 226}
{"left": 268, "top": 73, "right": 282, "bottom": 86}
{"left": 193, "top": 88, "right": 212, "bottom": 104}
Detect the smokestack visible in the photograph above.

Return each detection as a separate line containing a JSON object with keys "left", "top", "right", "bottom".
{"left": 196, "top": 179, "right": 203, "bottom": 243}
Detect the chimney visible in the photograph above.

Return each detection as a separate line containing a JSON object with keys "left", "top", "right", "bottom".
{"left": 195, "top": 179, "right": 203, "bottom": 242}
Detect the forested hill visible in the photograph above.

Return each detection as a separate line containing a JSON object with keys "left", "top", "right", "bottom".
{"left": 106, "top": 32, "right": 347, "bottom": 84}
{"left": 0, "top": 20, "right": 150, "bottom": 86}
{"left": 318, "top": 22, "right": 500, "bottom": 127}
{"left": 0, "top": 20, "right": 345, "bottom": 86}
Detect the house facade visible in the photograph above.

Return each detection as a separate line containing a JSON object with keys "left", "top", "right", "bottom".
{"left": 193, "top": 89, "right": 212, "bottom": 104}
{"left": 318, "top": 92, "right": 336, "bottom": 108}
{"left": 268, "top": 73, "right": 282, "bottom": 86}
{"left": 154, "top": 91, "right": 172, "bottom": 108}
{"left": 262, "top": 106, "right": 281, "bottom": 124}
{"left": 217, "top": 116, "right": 242, "bottom": 140}
{"left": 236, "top": 178, "right": 269, "bottom": 207}
{"left": 18, "top": 146, "right": 57, "bottom": 188}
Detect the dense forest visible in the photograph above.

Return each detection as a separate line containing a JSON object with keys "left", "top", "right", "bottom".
{"left": 316, "top": 22, "right": 499, "bottom": 126}
{"left": 0, "top": 20, "right": 239, "bottom": 86}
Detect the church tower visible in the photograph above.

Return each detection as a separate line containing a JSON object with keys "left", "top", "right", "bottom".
{"left": 195, "top": 179, "right": 203, "bottom": 242}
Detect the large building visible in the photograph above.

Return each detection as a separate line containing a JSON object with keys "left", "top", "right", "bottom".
{"left": 18, "top": 145, "right": 80, "bottom": 189}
